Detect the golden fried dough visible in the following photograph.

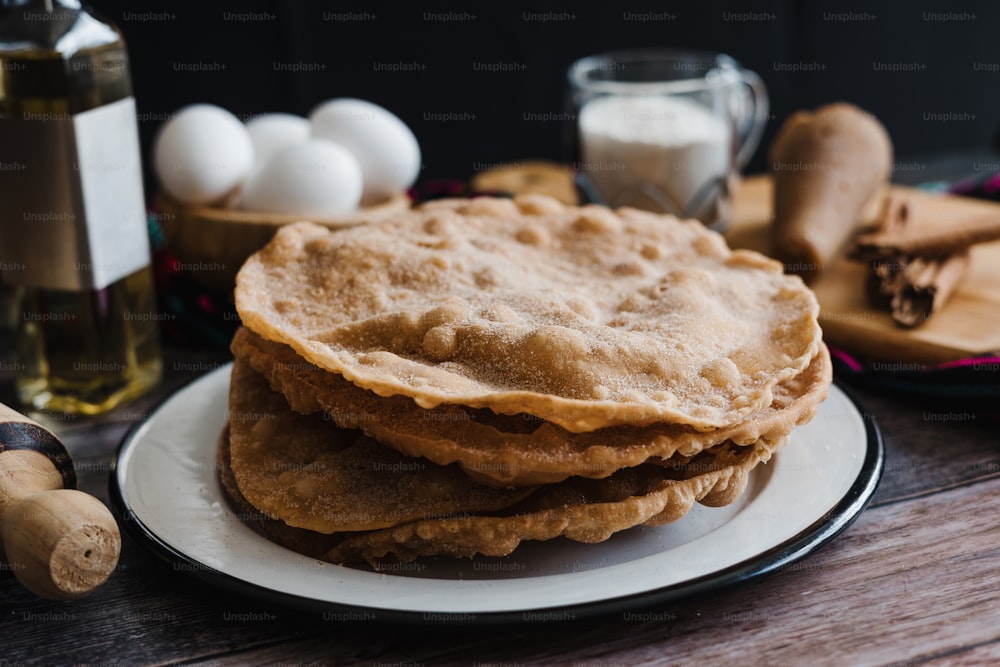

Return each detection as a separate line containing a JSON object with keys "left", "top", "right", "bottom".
{"left": 218, "top": 364, "right": 787, "bottom": 565}
{"left": 235, "top": 195, "right": 821, "bottom": 433}
{"left": 231, "top": 326, "right": 830, "bottom": 487}
{"left": 320, "top": 435, "right": 787, "bottom": 564}
{"left": 219, "top": 422, "right": 785, "bottom": 566}
{"left": 217, "top": 425, "right": 342, "bottom": 559}
{"left": 227, "top": 359, "right": 535, "bottom": 533}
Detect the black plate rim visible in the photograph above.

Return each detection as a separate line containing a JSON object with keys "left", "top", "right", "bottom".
{"left": 109, "top": 372, "right": 884, "bottom": 625}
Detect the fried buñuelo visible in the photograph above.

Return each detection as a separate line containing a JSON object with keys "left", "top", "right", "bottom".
{"left": 235, "top": 195, "right": 822, "bottom": 433}
{"left": 220, "top": 359, "right": 790, "bottom": 565}
{"left": 222, "top": 194, "right": 830, "bottom": 566}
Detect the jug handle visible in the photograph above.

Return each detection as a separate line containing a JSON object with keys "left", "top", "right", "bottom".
{"left": 735, "top": 69, "right": 770, "bottom": 168}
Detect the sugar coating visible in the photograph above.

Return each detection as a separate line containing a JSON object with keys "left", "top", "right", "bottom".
{"left": 235, "top": 195, "right": 821, "bottom": 433}
{"left": 219, "top": 357, "right": 794, "bottom": 565}
{"left": 233, "top": 328, "right": 832, "bottom": 487}
{"left": 323, "top": 434, "right": 790, "bottom": 565}
{"left": 226, "top": 359, "right": 535, "bottom": 533}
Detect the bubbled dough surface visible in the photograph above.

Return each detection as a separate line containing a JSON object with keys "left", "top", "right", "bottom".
{"left": 233, "top": 327, "right": 831, "bottom": 487}
{"left": 222, "top": 357, "right": 785, "bottom": 563}
{"left": 236, "top": 194, "right": 822, "bottom": 433}
{"left": 226, "top": 359, "right": 535, "bottom": 533}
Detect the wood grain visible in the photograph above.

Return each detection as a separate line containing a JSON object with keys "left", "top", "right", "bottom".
{"left": 176, "top": 476, "right": 1000, "bottom": 667}
{"left": 2, "top": 298, "right": 1000, "bottom": 663}
{"left": 730, "top": 176, "right": 1000, "bottom": 363}
{"left": 846, "top": 384, "right": 1000, "bottom": 505}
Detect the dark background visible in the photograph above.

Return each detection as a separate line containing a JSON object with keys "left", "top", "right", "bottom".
{"left": 87, "top": 0, "right": 1000, "bottom": 191}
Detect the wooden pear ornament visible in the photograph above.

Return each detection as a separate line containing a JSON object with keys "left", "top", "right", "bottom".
{"left": 769, "top": 102, "right": 893, "bottom": 282}
{"left": 0, "top": 403, "right": 120, "bottom": 600}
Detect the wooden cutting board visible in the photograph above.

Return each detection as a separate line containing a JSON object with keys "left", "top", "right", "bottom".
{"left": 728, "top": 176, "right": 1000, "bottom": 364}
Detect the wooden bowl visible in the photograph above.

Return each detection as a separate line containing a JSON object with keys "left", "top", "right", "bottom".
{"left": 155, "top": 191, "right": 411, "bottom": 294}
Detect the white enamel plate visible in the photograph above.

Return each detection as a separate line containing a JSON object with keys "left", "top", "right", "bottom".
{"left": 112, "top": 364, "right": 882, "bottom": 622}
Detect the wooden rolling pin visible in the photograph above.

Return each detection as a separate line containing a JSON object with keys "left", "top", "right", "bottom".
{"left": 0, "top": 403, "right": 120, "bottom": 600}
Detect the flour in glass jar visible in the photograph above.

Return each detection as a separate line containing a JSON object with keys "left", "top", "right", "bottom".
{"left": 578, "top": 95, "right": 730, "bottom": 226}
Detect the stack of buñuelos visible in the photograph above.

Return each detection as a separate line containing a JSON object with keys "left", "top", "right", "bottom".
{"left": 219, "top": 194, "right": 831, "bottom": 567}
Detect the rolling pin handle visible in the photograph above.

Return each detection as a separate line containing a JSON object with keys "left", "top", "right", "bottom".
{"left": 2, "top": 488, "right": 121, "bottom": 600}
{"left": 0, "top": 403, "right": 121, "bottom": 600}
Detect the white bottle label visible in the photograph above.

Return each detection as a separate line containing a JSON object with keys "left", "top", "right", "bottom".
{"left": 0, "top": 97, "right": 150, "bottom": 290}
{"left": 73, "top": 97, "right": 150, "bottom": 289}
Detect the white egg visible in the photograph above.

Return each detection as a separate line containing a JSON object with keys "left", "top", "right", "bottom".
{"left": 309, "top": 98, "right": 421, "bottom": 202}
{"left": 153, "top": 104, "right": 254, "bottom": 205}
{"left": 240, "top": 139, "right": 363, "bottom": 217}
{"left": 245, "top": 113, "right": 311, "bottom": 172}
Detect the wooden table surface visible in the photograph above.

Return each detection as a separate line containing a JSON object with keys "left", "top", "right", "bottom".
{"left": 2, "top": 337, "right": 999, "bottom": 666}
